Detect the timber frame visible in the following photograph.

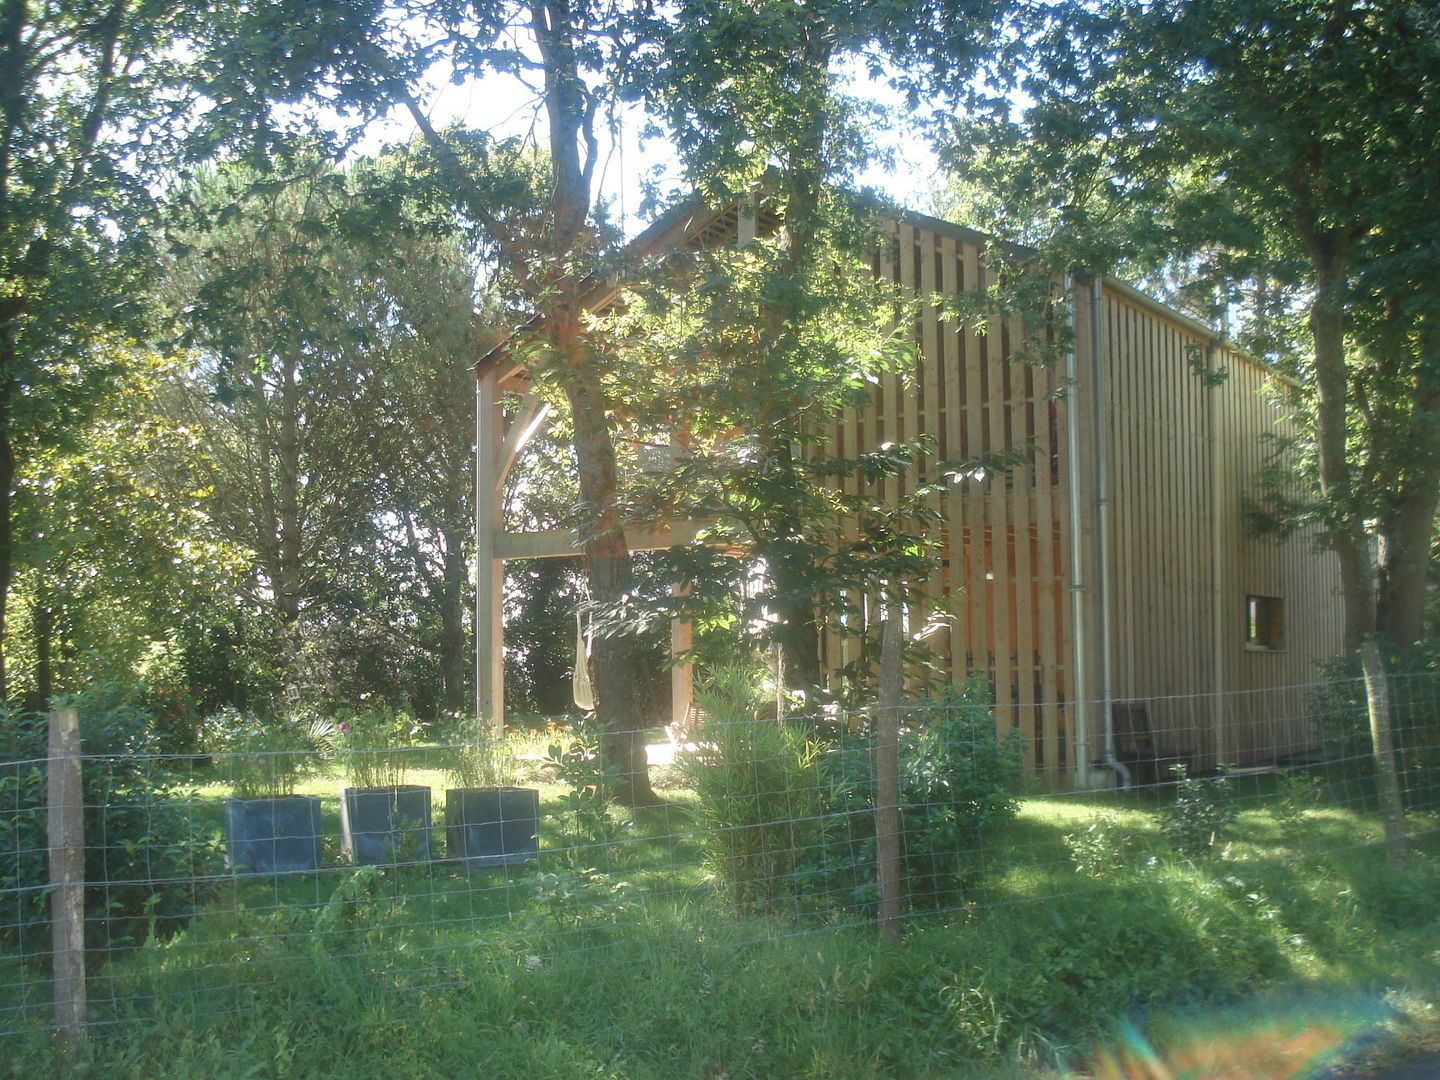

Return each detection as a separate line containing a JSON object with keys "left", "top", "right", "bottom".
{"left": 475, "top": 202, "right": 1343, "bottom": 783}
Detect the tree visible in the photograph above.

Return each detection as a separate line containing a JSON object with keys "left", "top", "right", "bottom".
{"left": 7, "top": 344, "right": 244, "bottom": 738}
{"left": 948, "top": 0, "right": 1440, "bottom": 861}
{"left": 0, "top": 0, "right": 388, "bottom": 701}
{"left": 627, "top": 0, "right": 1008, "bottom": 697}
{"left": 951, "top": 0, "right": 1440, "bottom": 653}
{"left": 333, "top": 1, "right": 665, "bottom": 802}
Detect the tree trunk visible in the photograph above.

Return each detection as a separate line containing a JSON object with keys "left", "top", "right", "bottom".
{"left": 1308, "top": 254, "right": 1374, "bottom": 650}
{"left": 1375, "top": 318, "right": 1440, "bottom": 650}
{"left": 1376, "top": 485, "right": 1440, "bottom": 649}
{"left": 275, "top": 354, "right": 302, "bottom": 626}
{"left": 1360, "top": 638, "right": 1409, "bottom": 866}
{"left": 534, "top": 0, "right": 654, "bottom": 805}
{"left": 758, "top": 47, "right": 831, "bottom": 700}
{"left": 29, "top": 587, "right": 52, "bottom": 712}
{"left": 563, "top": 352, "right": 656, "bottom": 806}
{"left": 0, "top": 333, "right": 13, "bottom": 701}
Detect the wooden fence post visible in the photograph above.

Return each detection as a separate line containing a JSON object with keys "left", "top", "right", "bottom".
{"left": 875, "top": 616, "right": 903, "bottom": 942}
{"left": 47, "top": 706, "right": 86, "bottom": 1042}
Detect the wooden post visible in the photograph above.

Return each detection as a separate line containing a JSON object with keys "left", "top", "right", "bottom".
{"left": 669, "top": 584, "right": 693, "bottom": 731}
{"left": 475, "top": 371, "right": 504, "bottom": 729}
{"left": 47, "top": 706, "right": 86, "bottom": 1042}
{"left": 875, "top": 615, "right": 903, "bottom": 942}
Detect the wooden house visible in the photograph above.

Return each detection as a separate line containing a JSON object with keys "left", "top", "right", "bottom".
{"left": 474, "top": 202, "right": 1344, "bottom": 785}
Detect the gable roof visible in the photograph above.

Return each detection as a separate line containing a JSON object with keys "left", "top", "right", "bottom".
{"left": 475, "top": 196, "right": 1282, "bottom": 388}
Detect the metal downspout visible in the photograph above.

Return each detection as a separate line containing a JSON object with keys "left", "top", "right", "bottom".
{"left": 1091, "top": 276, "right": 1130, "bottom": 789}
{"left": 474, "top": 373, "right": 483, "bottom": 723}
{"left": 1064, "top": 276, "right": 1091, "bottom": 790}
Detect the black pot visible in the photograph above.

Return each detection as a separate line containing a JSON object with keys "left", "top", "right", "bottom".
{"left": 444, "top": 788, "right": 540, "bottom": 868}
{"left": 339, "top": 785, "right": 433, "bottom": 865}
{"left": 223, "top": 795, "right": 323, "bottom": 873}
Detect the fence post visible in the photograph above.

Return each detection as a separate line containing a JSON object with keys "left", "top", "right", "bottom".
{"left": 875, "top": 615, "right": 902, "bottom": 942}
{"left": 48, "top": 706, "right": 86, "bottom": 1042}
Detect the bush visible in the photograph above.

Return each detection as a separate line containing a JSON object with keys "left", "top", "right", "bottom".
{"left": 681, "top": 665, "right": 824, "bottom": 914}
{"left": 0, "top": 687, "right": 221, "bottom": 954}
{"left": 1161, "top": 764, "right": 1236, "bottom": 857}
{"left": 1311, "top": 644, "right": 1440, "bottom": 811}
{"left": 810, "top": 675, "right": 1026, "bottom": 912}
{"left": 336, "top": 706, "right": 419, "bottom": 789}
{"left": 199, "top": 706, "right": 336, "bottom": 798}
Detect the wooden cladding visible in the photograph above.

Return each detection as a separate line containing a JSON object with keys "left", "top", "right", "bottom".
{"left": 819, "top": 220, "right": 1075, "bottom": 783}
{"left": 818, "top": 216, "right": 1343, "bottom": 780}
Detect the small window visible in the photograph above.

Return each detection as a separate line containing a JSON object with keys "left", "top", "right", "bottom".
{"left": 1246, "top": 595, "right": 1284, "bottom": 651}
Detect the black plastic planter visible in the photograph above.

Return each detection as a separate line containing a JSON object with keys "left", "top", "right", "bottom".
{"left": 339, "top": 785, "right": 433, "bottom": 865}
{"left": 444, "top": 788, "right": 540, "bottom": 868}
{"left": 223, "top": 796, "right": 323, "bottom": 873}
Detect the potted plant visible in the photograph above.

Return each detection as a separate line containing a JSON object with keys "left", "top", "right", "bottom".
{"left": 209, "top": 709, "right": 335, "bottom": 874}
{"left": 337, "top": 708, "right": 433, "bottom": 865}
{"left": 442, "top": 717, "right": 539, "bottom": 868}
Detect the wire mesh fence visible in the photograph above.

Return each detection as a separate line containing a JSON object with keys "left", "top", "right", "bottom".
{"left": 2, "top": 672, "right": 1438, "bottom": 1044}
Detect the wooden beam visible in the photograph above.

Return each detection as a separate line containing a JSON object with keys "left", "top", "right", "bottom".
{"left": 475, "top": 372, "right": 505, "bottom": 726}
{"left": 494, "top": 520, "right": 708, "bottom": 561}
{"left": 495, "top": 386, "right": 553, "bottom": 494}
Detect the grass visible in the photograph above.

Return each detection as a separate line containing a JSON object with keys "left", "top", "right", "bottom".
{"left": 3, "top": 764, "right": 1439, "bottom": 1078}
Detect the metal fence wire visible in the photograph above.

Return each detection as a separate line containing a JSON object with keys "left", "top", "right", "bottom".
{"left": 2, "top": 674, "right": 1438, "bottom": 1040}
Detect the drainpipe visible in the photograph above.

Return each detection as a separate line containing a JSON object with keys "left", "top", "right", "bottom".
{"left": 1090, "top": 275, "right": 1130, "bottom": 789}
{"left": 1063, "top": 276, "right": 1091, "bottom": 790}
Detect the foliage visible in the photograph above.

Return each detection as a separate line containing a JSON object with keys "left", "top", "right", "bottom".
{"left": 1064, "top": 814, "right": 1137, "bottom": 880}
{"left": 681, "top": 664, "right": 825, "bottom": 914}
{"left": 1311, "top": 646, "right": 1440, "bottom": 811}
{"left": 623, "top": 0, "right": 1019, "bottom": 695}
{"left": 953, "top": 0, "right": 1440, "bottom": 654}
{"left": 200, "top": 708, "right": 337, "bottom": 799}
{"left": 1271, "top": 771, "right": 1326, "bottom": 841}
{"left": 336, "top": 708, "right": 418, "bottom": 790}
{"left": 546, "top": 716, "right": 628, "bottom": 855}
{"left": 439, "top": 715, "right": 518, "bottom": 790}
{"left": 1162, "top": 765, "right": 1237, "bottom": 858}
{"left": 529, "top": 866, "right": 635, "bottom": 929}
{"left": 895, "top": 679, "right": 1027, "bottom": 904}
{"left": 6, "top": 779, "right": 1440, "bottom": 1077}
{"left": 0, "top": 689, "right": 221, "bottom": 954}
{"left": 809, "top": 676, "right": 1025, "bottom": 910}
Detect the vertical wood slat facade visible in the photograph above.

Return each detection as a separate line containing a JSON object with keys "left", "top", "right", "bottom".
{"left": 474, "top": 200, "right": 1344, "bottom": 779}
{"left": 817, "top": 215, "right": 1344, "bottom": 778}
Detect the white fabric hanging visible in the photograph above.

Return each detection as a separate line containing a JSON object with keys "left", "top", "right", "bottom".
{"left": 572, "top": 607, "right": 594, "bottom": 711}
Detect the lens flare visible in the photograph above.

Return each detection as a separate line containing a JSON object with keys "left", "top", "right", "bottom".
{"left": 1078, "top": 996, "right": 1388, "bottom": 1079}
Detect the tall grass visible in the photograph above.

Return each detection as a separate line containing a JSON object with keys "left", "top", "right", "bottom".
{"left": 680, "top": 665, "right": 825, "bottom": 914}
{"left": 4, "top": 763, "right": 1439, "bottom": 1076}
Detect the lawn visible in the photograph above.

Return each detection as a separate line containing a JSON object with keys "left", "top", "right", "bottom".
{"left": 3, "top": 762, "right": 1439, "bottom": 1078}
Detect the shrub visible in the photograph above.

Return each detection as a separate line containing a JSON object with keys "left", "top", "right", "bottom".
{"left": 0, "top": 687, "right": 220, "bottom": 954}
{"left": 895, "top": 678, "right": 1026, "bottom": 905}
{"left": 546, "top": 714, "right": 626, "bottom": 855}
{"left": 1311, "top": 644, "right": 1440, "bottom": 811}
{"left": 1161, "top": 764, "right": 1236, "bottom": 857}
{"left": 200, "top": 707, "right": 336, "bottom": 798}
{"left": 441, "top": 713, "right": 518, "bottom": 790}
{"left": 810, "top": 675, "right": 1026, "bottom": 912}
{"left": 336, "top": 707, "right": 418, "bottom": 789}
{"left": 681, "top": 664, "right": 824, "bottom": 914}
{"left": 1065, "top": 815, "right": 1137, "bottom": 879}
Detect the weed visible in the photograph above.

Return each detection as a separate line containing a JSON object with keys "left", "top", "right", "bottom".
{"left": 1162, "top": 764, "right": 1236, "bottom": 857}
{"left": 1065, "top": 815, "right": 1136, "bottom": 879}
